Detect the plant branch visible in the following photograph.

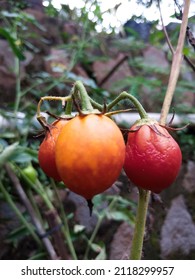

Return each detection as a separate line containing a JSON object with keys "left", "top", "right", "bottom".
{"left": 158, "top": 0, "right": 195, "bottom": 73}
{"left": 36, "top": 96, "right": 72, "bottom": 118}
{"left": 184, "top": 55, "right": 195, "bottom": 72}
{"left": 160, "top": 0, "right": 191, "bottom": 125}
{"left": 18, "top": 166, "right": 77, "bottom": 260}
{"left": 98, "top": 55, "right": 129, "bottom": 87}
{"left": 14, "top": 55, "right": 21, "bottom": 115}
{"left": 5, "top": 163, "right": 59, "bottom": 260}
{"left": 130, "top": 189, "right": 150, "bottom": 260}
{"left": 89, "top": 98, "right": 104, "bottom": 111}
{"left": 50, "top": 179, "right": 77, "bottom": 260}
{"left": 72, "top": 81, "right": 96, "bottom": 113}
{"left": 45, "top": 209, "right": 69, "bottom": 260}
{"left": 84, "top": 197, "right": 117, "bottom": 260}
{"left": 107, "top": 91, "right": 148, "bottom": 119}
{"left": 0, "top": 180, "right": 41, "bottom": 246}
{"left": 158, "top": 0, "right": 174, "bottom": 54}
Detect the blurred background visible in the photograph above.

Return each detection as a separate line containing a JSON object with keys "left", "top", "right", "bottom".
{"left": 0, "top": 0, "right": 195, "bottom": 260}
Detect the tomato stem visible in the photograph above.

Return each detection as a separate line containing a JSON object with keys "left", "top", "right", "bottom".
{"left": 72, "top": 81, "right": 96, "bottom": 113}
{"left": 130, "top": 189, "right": 150, "bottom": 260}
{"left": 105, "top": 108, "right": 136, "bottom": 117}
{"left": 90, "top": 97, "right": 104, "bottom": 111}
{"left": 107, "top": 91, "right": 148, "bottom": 119}
{"left": 36, "top": 96, "right": 72, "bottom": 118}
{"left": 65, "top": 98, "right": 73, "bottom": 115}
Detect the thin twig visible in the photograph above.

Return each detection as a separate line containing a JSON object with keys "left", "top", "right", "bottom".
{"left": 0, "top": 180, "right": 41, "bottom": 246}
{"left": 5, "top": 163, "right": 59, "bottom": 260}
{"left": 50, "top": 179, "right": 77, "bottom": 260}
{"left": 45, "top": 209, "right": 70, "bottom": 260}
{"left": 84, "top": 197, "right": 117, "bottom": 260}
{"left": 98, "top": 55, "right": 129, "bottom": 87}
{"left": 183, "top": 55, "right": 195, "bottom": 72}
{"left": 160, "top": 0, "right": 191, "bottom": 125}
{"left": 18, "top": 166, "right": 77, "bottom": 260}
{"left": 158, "top": 0, "right": 195, "bottom": 73}
{"left": 158, "top": 0, "right": 174, "bottom": 54}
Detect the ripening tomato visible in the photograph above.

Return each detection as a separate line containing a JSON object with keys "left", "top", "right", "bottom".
{"left": 38, "top": 119, "right": 68, "bottom": 181}
{"left": 123, "top": 121, "right": 182, "bottom": 193}
{"left": 55, "top": 114, "right": 125, "bottom": 199}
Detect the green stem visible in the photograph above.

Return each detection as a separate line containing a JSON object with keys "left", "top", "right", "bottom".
{"left": 14, "top": 55, "right": 21, "bottom": 114}
{"left": 73, "top": 81, "right": 94, "bottom": 112}
{"left": 130, "top": 189, "right": 150, "bottom": 260}
{"left": 26, "top": 188, "right": 44, "bottom": 225}
{"left": 84, "top": 197, "right": 117, "bottom": 260}
{"left": 12, "top": 24, "right": 21, "bottom": 115}
{"left": 18, "top": 167, "right": 77, "bottom": 260}
{"left": 84, "top": 214, "right": 103, "bottom": 260}
{"left": 89, "top": 98, "right": 103, "bottom": 111}
{"left": 0, "top": 180, "right": 41, "bottom": 246}
{"left": 108, "top": 91, "right": 148, "bottom": 119}
{"left": 65, "top": 98, "right": 73, "bottom": 115}
{"left": 50, "top": 179, "right": 77, "bottom": 260}
{"left": 36, "top": 95, "right": 71, "bottom": 118}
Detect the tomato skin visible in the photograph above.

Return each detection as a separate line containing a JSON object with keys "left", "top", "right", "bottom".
{"left": 38, "top": 119, "right": 68, "bottom": 181}
{"left": 55, "top": 114, "right": 125, "bottom": 199}
{"left": 123, "top": 123, "right": 182, "bottom": 193}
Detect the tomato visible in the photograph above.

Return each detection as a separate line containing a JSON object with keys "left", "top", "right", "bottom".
{"left": 22, "top": 164, "right": 38, "bottom": 184}
{"left": 123, "top": 121, "right": 182, "bottom": 193}
{"left": 55, "top": 114, "right": 125, "bottom": 199}
{"left": 38, "top": 119, "right": 68, "bottom": 181}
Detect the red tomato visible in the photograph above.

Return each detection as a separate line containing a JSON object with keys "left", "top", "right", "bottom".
{"left": 38, "top": 119, "right": 68, "bottom": 181}
{"left": 55, "top": 114, "right": 125, "bottom": 199}
{"left": 123, "top": 122, "right": 182, "bottom": 193}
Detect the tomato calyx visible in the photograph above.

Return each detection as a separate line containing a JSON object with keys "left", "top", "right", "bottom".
{"left": 160, "top": 122, "right": 189, "bottom": 132}
{"left": 36, "top": 113, "right": 73, "bottom": 138}
{"left": 140, "top": 123, "right": 169, "bottom": 139}
{"left": 45, "top": 110, "right": 73, "bottom": 121}
{"left": 123, "top": 117, "right": 189, "bottom": 138}
{"left": 149, "top": 123, "right": 170, "bottom": 138}
{"left": 72, "top": 95, "right": 101, "bottom": 116}
{"left": 122, "top": 118, "right": 170, "bottom": 138}
{"left": 160, "top": 108, "right": 189, "bottom": 132}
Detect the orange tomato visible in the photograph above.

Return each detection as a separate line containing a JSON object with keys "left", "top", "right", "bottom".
{"left": 55, "top": 114, "right": 125, "bottom": 199}
{"left": 38, "top": 119, "right": 68, "bottom": 181}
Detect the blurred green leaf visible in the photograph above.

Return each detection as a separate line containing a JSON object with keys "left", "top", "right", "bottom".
{"left": 73, "top": 224, "right": 85, "bottom": 234}
{"left": 106, "top": 209, "right": 135, "bottom": 224}
{"left": 95, "top": 244, "right": 106, "bottom": 260}
{"left": 0, "top": 142, "right": 19, "bottom": 166}
{"left": 7, "top": 225, "right": 29, "bottom": 246}
{"left": 107, "top": 195, "right": 136, "bottom": 208}
{"left": 10, "top": 147, "right": 38, "bottom": 163}
{"left": 1, "top": 11, "right": 19, "bottom": 18}
{"left": 91, "top": 243, "right": 106, "bottom": 260}
{"left": 28, "top": 251, "right": 47, "bottom": 260}
{"left": 183, "top": 46, "right": 191, "bottom": 56}
{"left": 0, "top": 142, "right": 38, "bottom": 166}
{"left": 0, "top": 27, "right": 25, "bottom": 60}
